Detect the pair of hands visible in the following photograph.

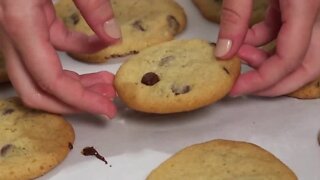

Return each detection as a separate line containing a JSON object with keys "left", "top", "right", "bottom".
{"left": 0, "top": 0, "right": 319, "bottom": 118}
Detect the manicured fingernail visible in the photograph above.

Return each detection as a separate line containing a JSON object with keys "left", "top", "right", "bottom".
{"left": 215, "top": 39, "right": 232, "bottom": 57}
{"left": 104, "top": 18, "right": 121, "bottom": 39}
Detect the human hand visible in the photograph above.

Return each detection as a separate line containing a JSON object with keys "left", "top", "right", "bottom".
{"left": 0, "top": 0, "right": 122, "bottom": 118}
{"left": 215, "top": 0, "right": 320, "bottom": 97}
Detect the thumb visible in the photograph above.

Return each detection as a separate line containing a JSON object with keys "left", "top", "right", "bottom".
{"left": 216, "top": 0, "right": 253, "bottom": 58}
{"left": 74, "top": 0, "right": 121, "bottom": 43}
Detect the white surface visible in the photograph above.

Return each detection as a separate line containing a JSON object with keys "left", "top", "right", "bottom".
{"left": 1, "top": 1, "right": 320, "bottom": 180}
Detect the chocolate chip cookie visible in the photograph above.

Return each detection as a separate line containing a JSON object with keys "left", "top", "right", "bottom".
{"left": 55, "top": 0, "right": 186, "bottom": 63}
{"left": 0, "top": 97, "right": 75, "bottom": 180}
{"left": 147, "top": 139, "right": 297, "bottom": 180}
{"left": 114, "top": 39, "right": 241, "bottom": 114}
{"left": 287, "top": 78, "right": 320, "bottom": 99}
{"left": 192, "top": 0, "right": 268, "bottom": 26}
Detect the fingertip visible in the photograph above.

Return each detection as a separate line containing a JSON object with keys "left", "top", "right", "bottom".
{"left": 215, "top": 38, "right": 233, "bottom": 58}
{"left": 217, "top": 0, "right": 253, "bottom": 59}
{"left": 103, "top": 18, "right": 122, "bottom": 40}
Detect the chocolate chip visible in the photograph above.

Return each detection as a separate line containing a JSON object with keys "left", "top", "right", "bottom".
{"left": 316, "top": 81, "right": 320, "bottom": 88}
{"left": 214, "top": 0, "right": 223, "bottom": 4}
{"left": 167, "top": 15, "right": 180, "bottom": 33}
{"left": 171, "top": 85, "right": 191, "bottom": 95}
{"left": 223, "top": 66, "right": 230, "bottom": 75}
{"left": 141, "top": 72, "right": 160, "bottom": 86}
{"left": 2, "top": 108, "right": 14, "bottom": 115}
{"left": 69, "top": 12, "right": 80, "bottom": 25}
{"left": 159, "top": 56, "right": 175, "bottom": 66}
{"left": 132, "top": 20, "right": 146, "bottom": 31}
{"left": 68, "top": 142, "right": 73, "bottom": 150}
{"left": 1, "top": 144, "right": 13, "bottom": 156}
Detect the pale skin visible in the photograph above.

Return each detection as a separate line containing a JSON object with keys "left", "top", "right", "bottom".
{"left": 216, "top": 0, "right": 320, "bottom": 97}
{"left": 1, "top": 0, "right": 320, "bottom": 118}
{"left": 0, "top": 0, "right": 121, "bottom": 118}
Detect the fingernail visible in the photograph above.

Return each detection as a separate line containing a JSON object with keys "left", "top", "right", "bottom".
{"left": 215, "top": 39, "right": 232, "bottom": 57}
{"left": 104, "top": 18, "right": 121, "bottom": 39}
{"left": 99, "top": 114, "right": 112, "bottom": 120}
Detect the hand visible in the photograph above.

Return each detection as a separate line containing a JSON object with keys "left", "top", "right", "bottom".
{"left": 0, "top": 0, "right": 122, "bottom": 118}
{"left": 216, "top": 0, "right": 320, "bottom": 97}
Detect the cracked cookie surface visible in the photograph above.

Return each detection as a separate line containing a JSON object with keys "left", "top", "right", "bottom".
{"left": 0, "top": 97, "right": 75, "bottom": 180}
{"left": 114, "top": 39, "right": 241, "bottom": 114}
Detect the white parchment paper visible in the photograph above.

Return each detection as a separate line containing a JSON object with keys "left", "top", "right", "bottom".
{"left": 0, "top": 1, "right": 319, "bottom": 180}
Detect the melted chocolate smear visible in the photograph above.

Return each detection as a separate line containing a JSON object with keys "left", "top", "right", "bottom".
{"left": 68, "top": 142, "right": 73, "bottom": 150}
{"left": 82, "top": 146, "right": 108, "bottom": 164}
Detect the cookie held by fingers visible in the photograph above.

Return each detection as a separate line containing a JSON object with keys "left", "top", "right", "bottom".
{"left": 55, "top": 0, "right": 186, "bottom": 63}
{"left": 114, "top": 39, "right": 241, "bottom": 114}
{"left": 0, "top": 97, "right": 75, "bottom": 180}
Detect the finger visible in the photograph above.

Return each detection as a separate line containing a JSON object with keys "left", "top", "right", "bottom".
{"left": 79, "top": 71, "right": 114, "bottom": 86}
{"left": 230, "top": 1, "right": 319, "bottom": 97}
{"left": 4, "top": 7, "right": 117, "bottom": 118}
{"left": 2, "top": 37, "right": 79, "bottom": 114}
{"left": 74, "top": 0, "right": 121, "bottom": 43}
{"left": 215, "top": 0, "right": 253, "bottom": 58}
{"left": 87, "top": 83, "right": 116, "bottom": 98}
{"left": 42, "top": 1, "right": 106, "bottom": 53}
{"left": 49, "top": 17, "right": 107, "bottom": 53}
{"left": 254, "top": 25, "right": 320, "bottom": 96}
{"left": 244, "top": 0, "right": 282, "bottom": 46}
{"left": 238, "top": 44, "right": 270, "bottom": 68}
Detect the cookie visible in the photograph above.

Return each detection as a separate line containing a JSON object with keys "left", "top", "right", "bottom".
{"left": 192, "top": 0, "right": 268, "bottom": 26}
{"left": 114, "top": 39, "right": 241, "bottom": 114}
{"left": 0, "top": 52, "right": 9, "bottom": 83}
{"left": 55, "top": 0, "right": 186, "bottom": 63}
{"left": 0, "top": 97, "right": 75, "bottom": 180}
{"left": 287, "top": 79, "right": 320, "bottom": 99}
{"left": 147, "top": 139, "right": 297, "bottom": 180}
